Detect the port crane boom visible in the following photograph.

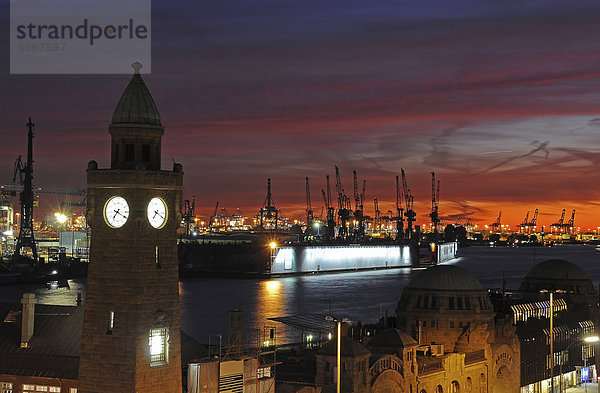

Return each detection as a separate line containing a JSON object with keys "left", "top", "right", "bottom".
{"left": 13, "top": 118, "right": 38, "bottom": 263}
{"left": 430, "top": 172, "right": 440, "bottom": 235}
{"left": 401, "top": 169, "right": 415, "bottom": 240}
{"left": 490, "top": 211, "right": 502, "bottom": 231}
{"left": 395, "top": 175, "right": 404, "bottom": 241}
{"left": 305, "top": 177, "right": 313, "bottom": 227}
{"left": 325, "top": 175, "right": 336, "bottom": 238}
{"left": 334, "top": 166, "right": 350, "bottom": 238}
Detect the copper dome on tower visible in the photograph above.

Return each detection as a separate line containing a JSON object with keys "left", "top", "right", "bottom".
{"left": 111, "top": 62, "right": 162, "bottom": 127}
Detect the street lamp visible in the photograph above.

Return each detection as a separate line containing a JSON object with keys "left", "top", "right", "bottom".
{"left": 559, "top": 336, "right": 600, "bottom": 393}
{"left": 325, "top": 316, "right": 351, "bottom": 393}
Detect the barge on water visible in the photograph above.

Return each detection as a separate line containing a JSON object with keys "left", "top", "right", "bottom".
{"left": 178, "top": 232, "right": 458, "bottom": 277}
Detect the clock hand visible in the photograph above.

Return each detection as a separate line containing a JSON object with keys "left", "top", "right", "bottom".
{"left": 155, "top": 210, "right": 165, "bottom": 219}
{"left": 113, "top": 209, "right": 120, "bottom": 219}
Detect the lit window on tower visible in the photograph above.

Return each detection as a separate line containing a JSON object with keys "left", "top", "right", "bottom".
{"left": 149, "top": 328, "right": 168, "bottom": 366}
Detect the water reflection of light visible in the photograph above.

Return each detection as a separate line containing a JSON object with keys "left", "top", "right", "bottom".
{"left": 265, "top": 280, "right": 281, "bottom": 294}
{"left": 179, "top": 281, "right": 184, "bottom": 296}
{"left": 256, "top": 279, "right": 287, "bottom": 344}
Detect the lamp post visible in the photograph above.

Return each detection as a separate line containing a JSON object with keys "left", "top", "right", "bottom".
{"left": 325, "top": 316, "right": 351, "bottom": 393}
{"left": 559, "top": 336, "right": 600, "bottom": 393}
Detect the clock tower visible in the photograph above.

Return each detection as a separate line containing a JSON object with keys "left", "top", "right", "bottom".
{"left": 78, "top": 62, "right": 183, "bottom": 392}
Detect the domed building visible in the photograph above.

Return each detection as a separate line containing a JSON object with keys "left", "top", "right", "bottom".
{"left": 315, "top": 265, "right": 520, "bottom": 393}
{"left": 511, "top": 259, "right": 599, "bottom": 393}
{"left": 519, "top": 259, "right": 597, "bottom": 305}
{"left": 395, "top": 265, "right": 520, "bottom": 393}
{"left": 396, "top": 265, "right": 496, "bottom": 352}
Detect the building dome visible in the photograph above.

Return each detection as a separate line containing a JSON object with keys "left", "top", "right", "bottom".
{"left": 396, "top": 265, "right": 494, "bottom": 350}
{"left": 111, "top": 62, "right": 162, "bottom": 127}
{"left": 406, "top": 265, "right": 485, "bottom": 292}
{"left": 519, "top": 259, "right": 595, "bottom": 296}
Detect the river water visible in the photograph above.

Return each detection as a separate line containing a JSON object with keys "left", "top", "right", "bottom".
{"left": 1, "top": 244, "right": 599, "bottom": 345}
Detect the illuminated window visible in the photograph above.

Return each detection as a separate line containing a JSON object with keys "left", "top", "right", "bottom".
{"left": 149, "top": 328, "right": 168, "bottom": 366}
{"left": 69, "top": 389, "right": 77, "bottom": 393}
{"left": 1, "top": 382, "right": 13, "bottom": 393}
{"left": 257, "top": 367, "right": 271, "bottom": 379}
{"left": 107, "top": 311, "right": 114, "bottom": 334}
{"left": 155, "top": 246, "right": 160, "bottom": 268}
{"left": 22, "top": 386, "right": 58, "bottom": 393}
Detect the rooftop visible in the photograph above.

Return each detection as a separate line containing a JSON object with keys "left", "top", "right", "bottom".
{"left": 406, "top": 265, "right": 485, "bottom": 292}
{"left": 111, "top": 62, "right": 162, "bottom": 127}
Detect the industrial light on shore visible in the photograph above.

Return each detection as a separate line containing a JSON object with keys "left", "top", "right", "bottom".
{"left": 54, "top": 212, "right": 67, "bottom": 224}
{"left": 269, "top": 242, "right": 277, "bottom": 249}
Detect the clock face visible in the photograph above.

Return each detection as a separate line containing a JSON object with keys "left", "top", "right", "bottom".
{"left": 147, "top": 197, "right": 168, "bottom": 229}
{"left": 104, "top": 196, "right": 129, "bottom": 228}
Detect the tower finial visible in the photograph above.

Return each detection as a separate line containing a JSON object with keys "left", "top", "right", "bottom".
{"left": 132, "top": 62, "right": 143, "bottom": 74}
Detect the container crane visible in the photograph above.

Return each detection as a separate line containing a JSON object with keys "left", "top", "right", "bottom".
{"left": 352, "top": 170, "right": 365, "bottom": 238}
{"left": 401, "top": 169, "right": 415, "bottom": 239}
{"left": 373, "top": 198, "right": 381, "bottom": 231}
{"left": 430, "top": 172, "right": 440, "bottom": 235}
{"left": 12, "top": 118, "right": 38, "bottom": 264}
{"left": 325, "top": 175, "right": 336, "bottom": 238}
{"left": 518, "top": 211, "right": 530, "bottom": 233}
{"left": 530, "top": 208, "right": 538, "bottom": 228}
{"left": 335, "top": 166, "right": 350, "bottom": 239}
{"left": 182, "top": 197, "right": 196, "bottom": 236}
{"left": 208, "top": 201, "right": 219, "bottom": 230}
{"left": 305, "top": 177, "right": 313, "bottom": 227}
{"left": 550, "top": 209, "right": 566, "bottom": 232}
{"left": 566, "top": 209, "right": 575, "bottom": 233}
{"left": 258, "top": 178, "right": 279, "bottom": 230}
{"left": 395, "top": 175, "right": 404, "bottom": 241}
{"left": 490, "top": 211, "right": 502, "bottom": 232}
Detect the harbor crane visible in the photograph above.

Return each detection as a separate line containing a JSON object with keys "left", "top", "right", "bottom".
{"left": 258, "top": 178, "right": 279, "bottom": 230}
{"left": 325, "top": 175, "right": 336, "bottom": 238}
{"left": 550, "top": 209, "right": 566, "bottom": 232}
{"left": 401, "top": 169, "right": 415, "bottom": 239}
{"left": 334, "top": 166, "right": 351, "bottom": 239}
{"left": 182, "top": 197, "right": 196, "bottom": 236}
{"left": 430, "top": 172, "right": 440, "bottom": 235}
{"left": 518, "top": 211, "right": 530, "bottom": 233}
{"left": 208, "top": 201, "right": 219, "bottom": 230}
{"left": 12, "top": 118, "right": 38, "bottom": 264}
{"left": 490, "top": 211, "right": 502, "bottom": 232}
{"left": 530, "top": 208, "right": 538, "bottom": 228}
{"left": 305, "top": 177, "right": 313, "bottom": 227}
{"left": 373, "top": 198, "right": 381, "bottom": 231}
{"left": 394, "top": 175, "right": 404, "bottom": 241}
{"left": 352, "top": 171, "right": 365, "bottom": 238}
{"left": 566, "top": 209, "right": 575, "bottom": 232}
{"left": 517, "top": 208, "right": 539, "bottom": 233}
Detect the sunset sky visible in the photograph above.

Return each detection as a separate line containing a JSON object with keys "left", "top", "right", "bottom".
{"left": 2, "top": 0, "right": 600, "bottom": 229}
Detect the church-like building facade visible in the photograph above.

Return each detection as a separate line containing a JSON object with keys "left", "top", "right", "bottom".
{"left": 316, "top": 265, "right": 521, "bottom": 393}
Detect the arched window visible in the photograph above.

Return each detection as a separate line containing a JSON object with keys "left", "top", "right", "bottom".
{"left": 466, "top": 377, "right": 472, "bottom": 393}
{"left": 451, "top": 381, "right": 460, "bottom": 393}
{"left": 480, "top": 373, "right": 486, "bottom": 393}
{"left": 437, "top": 385, "right": 444, "bottom": 393}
